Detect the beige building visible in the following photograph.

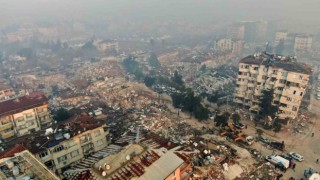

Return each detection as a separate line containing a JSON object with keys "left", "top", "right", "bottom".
{"left": 274, "top": 31, "right": 288, "bottom": 45}
{"left": 227, "top": 23, "right": 245, "bottom": 40}
{"left": 4, "top": 115, "right": 109, "bottom": 175}
{"left": 0, "top": 85, "right": 15, "bottom": 102}
{"left": 0, "top": 92, "right": 52, "bottom": 140}
{"left": 214, "top": 38, "right": 244, "bottom": 55}
{"left": 234, "top": 52, "right": 311, "bottom": 120}
{"left": 294, "top": 34, "right": 313, "bottom": 53}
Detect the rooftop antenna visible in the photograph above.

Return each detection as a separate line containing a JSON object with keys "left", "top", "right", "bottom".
{"left": 265, "top": 42, "right": 270, "bottom": 53}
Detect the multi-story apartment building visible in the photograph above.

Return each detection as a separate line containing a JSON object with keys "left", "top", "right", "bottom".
{"left": 0, "top": 149, "right": 59, "bottom": 180}
{"left": 227, "top": 23, "right": 245, "bottom": 40}
{"left": 0, "top": 91, "right": 52, "bottom": 140}
{"left": 294, "top": 34, "right": 313, "bottom": 53}
{"left": 0, "top": 85, "right": 15, "bottom": 101}
{"left": 234, "top": 52, "right": 311, "bottom": 120}
{"left": 214, "top": 38, "right": 244, "bottom": 56}
{"left": 3, "top": 115, "right": 109, "bottom": 175}
{"left": 274, "top": 31, "right": 288, "bottom": 45}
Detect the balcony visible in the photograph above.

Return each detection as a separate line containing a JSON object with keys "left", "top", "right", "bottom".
{"left": 0, "top": 123, "right": 13, "bottom": 131}
{"left": 249, "top": 69, "right": 258, "bottom": 74}
{"left": 239, "top": 67, "right": 249, "bottom": 73}
{"left": 1, "top": 130, "right": 15, "bottom": 139}
{"left": 236, "top": 81, "right": 248, "bottom": 86}
{"left": 235, "top": 92, "right": 245, "bottom": 98}
{"left": 247, "top": 82, "right": 255, "bottom": 87}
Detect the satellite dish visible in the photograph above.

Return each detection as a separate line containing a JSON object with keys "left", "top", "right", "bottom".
{"left": 102, "top": 171, "right": 107, "bottom": 176}
{"left": 104, "top": 164, "right": 111, "bottom": 170}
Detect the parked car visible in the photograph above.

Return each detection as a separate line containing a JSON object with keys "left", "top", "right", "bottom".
{"left": 288, "top": 152, "right": 304, "bottom": 161}
{"left": 256, "top": 136, "right": 269, "bottom": 144}
{"left": 269, "top": 141, "right": 285, "bottom": 151}
{"left": 233, "top": 123, "right": 245, "bottom": 129}
{"left": 280, "top": 154, "right": 293, "bottom": 161}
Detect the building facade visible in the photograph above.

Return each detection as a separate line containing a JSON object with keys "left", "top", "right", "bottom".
{"left": 274, "top": 31, "right": 288, "bottom": 45}
{"left": 0, "top": 85, "right": 15, "bottom": 102}
{"left": 234, "top": 52, "right": 311, "bottom": 120}
{"left": 0, "top": 92, "right": 52, "bottom": 140}
{"left": 294, "top": 35, "right": 313, "bottom": 53}
{"left": 214, "top": 38, "right": 244, "bottom": 55}
{"left": 36, "top": 125, "right": 109, "bottom": 174}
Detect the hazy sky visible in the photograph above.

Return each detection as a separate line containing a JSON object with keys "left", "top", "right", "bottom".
{"left": 1, "top": 0, "right": 319, "bottom": 35}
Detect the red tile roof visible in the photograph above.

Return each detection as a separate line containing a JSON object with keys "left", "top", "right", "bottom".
{"left": 0, "top": 144, "right": 26, "bottom": 159}
{"left": 0, "top": 91, "right": 48, "bottom": 116}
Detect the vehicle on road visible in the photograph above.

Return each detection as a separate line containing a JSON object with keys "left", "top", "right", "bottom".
{"left": 279, "top": 154, "right": 293, "bottom": 161}
{"left": 233, "top": 123, "right": 245, "bottom": 129}
{"left": 269, "top": 141, "right": 285, "bottom": 151}
{"left": 265, "top": 155, "right": 290, "bottom": 169}
{"left": 288, "top": 152, "right": 304, "bottom": 161}
{"left": 256, "top": 135, "right": 269, "bottom": 144}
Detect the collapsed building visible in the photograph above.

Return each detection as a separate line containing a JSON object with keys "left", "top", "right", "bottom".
{"left": 234, "top": 52, "right": 311, "bottom": 120}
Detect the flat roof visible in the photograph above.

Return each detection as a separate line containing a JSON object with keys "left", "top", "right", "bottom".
{"left": 239, "top": 53, "right": 311, "bottom": 75}
{"left": 0, "top": 150, "right": 59, "bottom": 180}
{"left": 0, "top": 91, "right": 48, "bottom": 116}
{"left": 138, "top": 151, "right": 184, "bottom": 180}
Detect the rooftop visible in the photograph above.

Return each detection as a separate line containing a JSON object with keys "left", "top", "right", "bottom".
{"left": 239, "top": 52, "right": 312, "bottom": 75}
{"left": 0, "top": 91, "right": 48, "bottom": 116}
{"left": 1, "top": 115, "right": 106, "bottom": 154}
{"left": 0, "top": 150, "right": 59, "bottom": 180}
{"left": 138, "top": 151, "right": 184, "bottom": 180}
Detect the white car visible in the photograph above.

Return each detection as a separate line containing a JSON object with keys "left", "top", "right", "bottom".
{"left": 288, "top": 152, "right": 304, "bottom": 161}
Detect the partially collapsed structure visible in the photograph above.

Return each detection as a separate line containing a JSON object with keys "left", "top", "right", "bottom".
{"left": 234, "top": 52, "right": 311, "bottom": 119}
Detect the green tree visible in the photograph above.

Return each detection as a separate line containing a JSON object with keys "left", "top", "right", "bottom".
{"left": 53, "top": 108, "right": 71, "bottom": 122}
{"left": 144, "top": 76, "right": 155, "bottom": 87}
{"left": 172, "top": 70, "right": 183, "bottom": 85}
{"left": 214, "top": 112, "right": 230, "bottom": 127}
{"left": 260, "top": 89, "right": 278, "bottom": 119}
{"left": 256, "top": 129, "right": 264, "bottom": 136}
{"left": 231, "top": 113, "right": 241, "bottom": 124}
{"left": 149, "top": 53, "right": 160, "bottom": 68}
{"left": 273, "top": 120, "right": 282, "bottom": 134}
{"left": 200, "top": 64, "right": 207, "bottom": 72}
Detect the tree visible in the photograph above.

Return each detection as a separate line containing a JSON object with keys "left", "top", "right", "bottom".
{"left": 172, "top": 70, "right": 183, "bottom": 86}
{"left": 53, "top": 108, "right": 71, "bottom": 122}
{"left": 273, "top": 120, "right": 282, "bottom": 134}
{"left": 148, "top": 53, "right": 160, "bottom": 68}
{"left": 214, "top": 112, "right": 230, "bottom": 127}
{"left": 144, "top": 76, "right": 155, "bottom": 87}
{"left": 256, "top": 129, "right": 264, "bottom": 136}
{"left": 275, "top": 40, "right": 285, "bottom": 54}
{"left": 200, "top": 64, "right": 206, "bottom": 72}
{"left": 260, "top": 89, "right": 278, "bottom": 119}
{"left": 17, "top": 48, "right": 34, "bottom": 60}
{"left": 231, "top": 113, "right": 241, "bottom": 124}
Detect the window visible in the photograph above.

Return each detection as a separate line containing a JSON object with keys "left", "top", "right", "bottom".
{"left": 293, "top": 90, "right": 296, "bottom": 95}
{"left": 53, "top": 145, "right": 64, "bottom": 153}
{"left": 300, "top": 92, "right": 303, "bottom": 96}
{"left": 93, "top": 130, "right": 101, "bottom": 137}
{"left": 96, "top": 139, "right": 104, "bottom": 146}
{"left": 292, "top": 106, "right": 298, "bottom": 111}
{"left": 278, "top": 87, "right": 283, "bottom": 91}
{"left": 25, "top": 114, "right": 33, "bottom": 119}
{"left": 299, "top": 75, "right": 303, "bottom": 80}
{"left": 279, "top": 79, "right": 286, "bottom": 84}
{"left": 57, "top": 155, "right": 67, "bottom": 163}
{"left": 39, "top": 151, "right": 48, "bottom": 158}
{"left": 65, "top": 140, "right": 76, "bottom": 148}
{"left": 70, "top": 150, "right": 79, "bottom": 158}
{"left": 286, "top": 97, "right": 292, "bottom": 102}
{"left": 273, "top": 70, "right": 277, "bottom": 74}
{"left": 254, "top": 67, "right": 259, "bottom": 70}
